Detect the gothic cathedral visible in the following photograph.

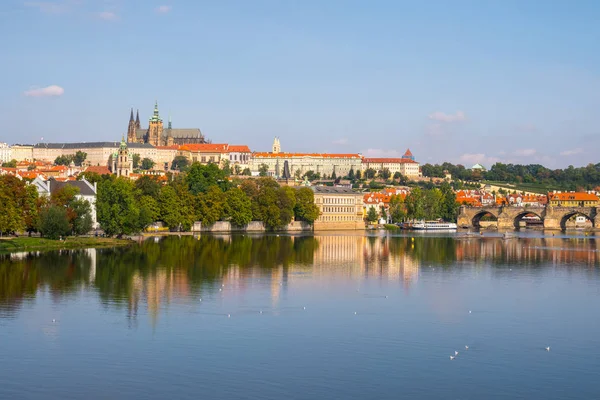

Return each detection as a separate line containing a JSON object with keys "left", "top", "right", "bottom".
{"left": 126, "top": 102, "right": 207, "bottom": 147}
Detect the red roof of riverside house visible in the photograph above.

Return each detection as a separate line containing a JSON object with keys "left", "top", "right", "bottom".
{"left": 84, "top": 165, "right": 112, "bottom": 175}
{"left": 18, "top": 171, "right": 43, "bottom": 180}
{"left": 362, "top": 157, "right": 417, "bottom": 164}
{"left": 179, "top": 143, "right": 230, "bottom": 153}
{"left": 227, "top": 145, "right": 251, "bottom": 153}
{"left": 403, "top": 149, "right": 413, "bottom": 157}
{"left": 363, "top": 192, "right": 392, "bottom": 205}
{"left": 548, "top": 192, "right": 599, "bottom": 202}
{"left": 253, "top": 152, "right": 362, "bottom": 159}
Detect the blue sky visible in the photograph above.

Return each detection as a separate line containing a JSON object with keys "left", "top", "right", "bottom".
{"left": 1, "top": 0, "right": 599, "bottom": 168}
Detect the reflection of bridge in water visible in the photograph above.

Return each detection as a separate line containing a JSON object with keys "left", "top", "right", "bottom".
{"left": 458, "top": 205, "right": 599, "bottom": 230}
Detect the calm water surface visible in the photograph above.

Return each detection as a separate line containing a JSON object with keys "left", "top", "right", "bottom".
{"left": 1, "top": 232, "right": 600, "bottom": 400}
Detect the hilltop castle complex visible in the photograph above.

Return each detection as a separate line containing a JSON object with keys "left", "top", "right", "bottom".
{"left": 126, "top": 102, "right": 206, "bottom": 147}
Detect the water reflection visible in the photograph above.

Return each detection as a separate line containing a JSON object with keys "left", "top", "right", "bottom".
{"left": 0, "top": 234, "right": 598, "bottom": 322}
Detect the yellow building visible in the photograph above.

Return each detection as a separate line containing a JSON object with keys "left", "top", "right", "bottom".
{"left": 311, "top": 186, "right": 364, "bottom": 230}
{"left": 548, "top": 192, "right": 599, "bottom": 207}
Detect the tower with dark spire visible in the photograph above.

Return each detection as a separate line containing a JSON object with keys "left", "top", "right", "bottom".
{"left": 127, "top": 107, "right": 137, "bottom": 143}
{"left": 135, "top": 109, "right": 140, "bottom": 129}
{"left": 166, "top": 114, "right": 174, "bottom": 146}
{"left": 147, "top": 101, "right": 164, "bottom": 146}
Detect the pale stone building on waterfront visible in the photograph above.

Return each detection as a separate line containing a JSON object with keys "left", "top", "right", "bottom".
{"left": 311, "top": 186, "right": 364, "bottom": 230}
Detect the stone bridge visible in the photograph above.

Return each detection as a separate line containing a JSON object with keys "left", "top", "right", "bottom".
{"left": 457, "top": 205, "right": 599, "bottom": 230}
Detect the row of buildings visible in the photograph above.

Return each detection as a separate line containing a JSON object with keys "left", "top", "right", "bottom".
{"left": 1, "top": 103, "right": 422, "bottom": 179}
{"left": 1, "top": 141, "right": 422, "bottom": 181}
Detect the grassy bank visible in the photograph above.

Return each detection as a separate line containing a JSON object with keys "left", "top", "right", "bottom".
{"left": 0, "top": 237, "right": 133, "bottom": 253}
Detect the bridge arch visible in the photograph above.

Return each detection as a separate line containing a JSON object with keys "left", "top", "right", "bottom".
{"left": 560, "top": 211, "right": 594, "bottom": 230}
{"left": 512, "top": 211, "right": 544, "bottom": 230}
{"left": 471, "top": 210, "right": 498, "bottom": 229}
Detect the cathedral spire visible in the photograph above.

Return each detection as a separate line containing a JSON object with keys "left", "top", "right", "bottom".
{"left": 150, "top": 100, "right": 162, "bottom": 122}
{"left": 168, "top": 114, "right": 172, "bottom": 129}
{"left": 135, "top": 109, "right": 140, "bottom": 125}
{"left": 129, "top": 108, "right": 134, "bottom": 122}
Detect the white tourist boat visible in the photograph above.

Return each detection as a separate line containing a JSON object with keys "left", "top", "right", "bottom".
{"left": 412, "top": 220, "right": 458, "bottom": 230}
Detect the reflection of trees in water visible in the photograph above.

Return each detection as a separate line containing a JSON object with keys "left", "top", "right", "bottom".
{"left": 1, "top": 234, "right": 598, "bottom": 320}
{"left": 0, "top": 250, "right": 93, "bottom": 318}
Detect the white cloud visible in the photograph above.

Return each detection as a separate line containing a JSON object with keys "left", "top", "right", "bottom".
{"left": 428, "top": 111, "right": 467, "bottom": 123}
{"left": 513, "top": 148, "right": 537, "bottom": 157}
{"left": 156, "top": 5, "right": 172, "bottom": 14}
{"left": 24, "top": 85, "right": 64, "bottom": 97}
{"left": 97, "top": 11, "right": 117, "bottom": 20}
{"left": 458, "top": 153, "right": 499, "bottom": 166}
{"left": 331, "top": 138, "right": 348, "bottom": 145}
{"left": 560, "top": 148, "right": 583, "bottom": 156}
{"left": 360, "top": 148, "right": 402, "bottom": 158}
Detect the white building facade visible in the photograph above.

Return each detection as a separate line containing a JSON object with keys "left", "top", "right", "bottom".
{"left": 0, "top": 143, "right": 11, "bottom": 163}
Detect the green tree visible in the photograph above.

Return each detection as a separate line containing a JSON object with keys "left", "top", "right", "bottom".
{"left": 70, "top": 198, "right": 93, "bottom": 235}
{"left": 78, "top": 171, "right": 104, "bottom": 183}
{"left": 74, "top": 151, "right": 87, "bottom": 166}
{"left": 97, "top": 178, "right": 141, "bottom": 236}
{"left": 405, "top": 187, "right": 425, "bottom": 220}
{"left": 259, "top": 163, "right": 269, "bottom": 177}
{"left": 303, "top": 170, "right": 319, "bottom": 181}
{"left": 138, "top": 195, "right": 159, "bottom": 229}
{"left": 389, "top": 195, "right": 406, "bottom": 223}
{"left": 1, "top": 159, "right": 17, "bottom": 168}
{"left": 381, "top": 168, "right": 391, "bottom": 179}
{"left": 225, "top": 188, "right": 253, "bottom": 227}
{"left": 141, "top": 158, "right": 155, "bottom": 170}
{"left": 439, "top": 181, "right": 459, "bottom": 222}
{"left": 294, "top": 187, "right": 320, "bottom": 223}
{"left": 348, "top": 168, "right": 355, "bottom": 181}
{"left": 221, "top": 160, "right": 232, "bottom": 176}
{"left": 132, "top": 153, "right": 141, "bottom": 169}
{"left": 365, "top": 168, "right": 377, "bottom": 179}
{"left": 393, "top": 171, "right": 401, "bottom": 180}
{"left": 186, "top": 162, "right": 229, "bottom": 195}
{"left": 423, "top": 188, "right": 443, "bottom": 220}
{"left": 171, "top": 155, "right": 190, "bottom": 172}
{"left": 158, "top": 185, "right": 183, "bottom": 230}
{"left": 233, "top": 164, "right": 242, "bottom": 175}
{"left": 54, "top": 155, "right": 74, "bottom": 166}
{"left": 197, "top": 186, "right": 227, "bottom": 226}
{"left": 355, "top": 170, "right": 362, "bottom": 180}
{"left": 367, "top": 207, "right": 378, "bottom": 223}
{"left": 39, "top": 206, "right": 71, "bottom": 239}
{"left": 278, "top": 186, "right": 297, "bottom": 226}
{"left": 135, "top": 175, "right": 161, "bottom": 197}
{"left": 242, "top": 167, "right": 251, "bottom": 176}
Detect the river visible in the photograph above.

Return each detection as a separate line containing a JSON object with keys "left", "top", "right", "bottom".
{"left": 1, "top": 232, "right": 599, "bottom": 399}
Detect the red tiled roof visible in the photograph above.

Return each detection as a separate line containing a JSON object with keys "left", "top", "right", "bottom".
{"left": 228, "top": 145, "right": 251, "bottom": 153}
{"left": 362, "top": 158, "right": 417, "bottom": 164}
{"left": 403, "top": 149, "right": 413, "bottom": 157}
{"left": 84, "top": 166, "right": 112, "bottom": 175}
{"left": 179, "top": 143, "right": 229, "bottom": 152}
{"left": 548, "top": 192, "right": 599, "bottom": 201}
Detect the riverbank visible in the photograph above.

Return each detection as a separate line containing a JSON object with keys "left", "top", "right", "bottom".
{"left": 0, "top": 237, "right": 134, "bottom": 253}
